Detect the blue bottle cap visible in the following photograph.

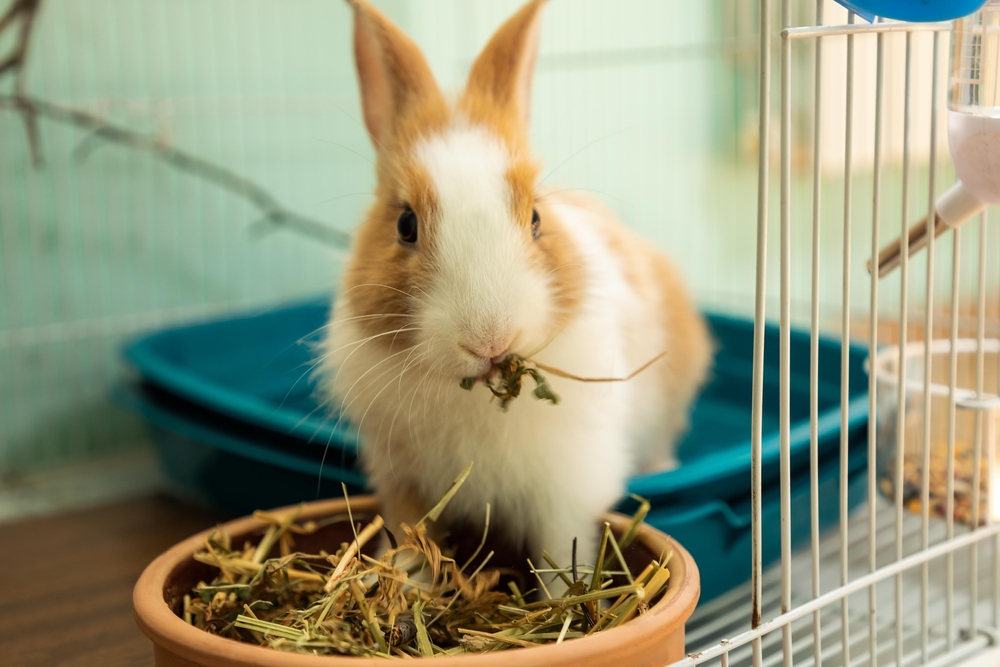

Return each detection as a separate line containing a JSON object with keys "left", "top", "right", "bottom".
{"left": 833, "top": 0, "right": 988, "bottom": 23}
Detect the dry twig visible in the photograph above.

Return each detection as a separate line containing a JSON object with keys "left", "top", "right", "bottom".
{"left": 461, "top": 350, "right": 668, "bottom": 410}
{"left": 0, "top": 0, "right": 42, "bottom": 165}
{"left": 0, "top": 0, "right": 350, "bottom": 248}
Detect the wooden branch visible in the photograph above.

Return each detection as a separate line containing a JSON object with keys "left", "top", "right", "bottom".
{"left": 0, "top": 51, "right": 19, "bottom": 79}
{"left": 0, "top": 0, "right": 42, "bottom": 165}
{"left": 0, "top": 1, "right": 41, "bottom": 76}
{"left": 0, "top": 0, "right": 28, "bottom": 31}
{"left": 0, "top": 0, "right": 350, "bottom": 249}
{"left": 15, "top": 1, "right": 41, "bottom": 166}
{"left": 0, "top": 94, "right": 352, "bottom": 248}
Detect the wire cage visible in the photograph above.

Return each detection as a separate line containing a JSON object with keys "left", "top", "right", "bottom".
{"left": 2, "top": 0, "right": 1000, "bottom": 666}
{"left": 677, "top": 2, "right": 1000, "bottom": 667}
{"left": 0, "top": 0, "right": 759, "bottom": 475}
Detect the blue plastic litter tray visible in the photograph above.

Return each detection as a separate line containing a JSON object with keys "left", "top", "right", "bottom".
{"left": 647, "top": 444, "right": 867, "bottom": 601}
{"left": 115, "top": 379, "right": 867, "bottom": 602}
{"left": 116, "top": 383, "right": 368, "bottom": 515}
{"left": 120, "top": 297, "right": 871, "bottom": 600}
{"left": 123, "top": 296, "right": 870, "bottom": 505}
{"left": 124, "top": 299, "right": 360, "bottom": 452}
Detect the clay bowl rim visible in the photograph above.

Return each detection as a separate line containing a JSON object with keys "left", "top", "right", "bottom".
{"left": 134, "top": 496, "right": 700, "bottom": 667}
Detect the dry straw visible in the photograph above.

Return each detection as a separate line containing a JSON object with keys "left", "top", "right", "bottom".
{"left": 461, "top": 352, "right": 668, "bottom": 410}
{"left": 184, "top": 463, "right": 667, "bottom": 658}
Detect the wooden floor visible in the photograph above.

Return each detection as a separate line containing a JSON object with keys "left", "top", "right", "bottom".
{"left": 0, "top": 496, "right": 224, "bottom": 667}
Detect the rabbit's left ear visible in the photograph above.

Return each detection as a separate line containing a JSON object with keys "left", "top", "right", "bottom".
{"left": 462, "top": 0, "right": 547, "bottom": 129}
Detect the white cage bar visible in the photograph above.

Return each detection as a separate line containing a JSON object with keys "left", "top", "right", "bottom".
{"left": 674, "top": 2, "right": 1000, "bottom": 666}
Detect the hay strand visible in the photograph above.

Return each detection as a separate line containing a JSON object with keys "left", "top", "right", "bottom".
{"left": 184, "top": 478, "right": 667, "bottom": 658}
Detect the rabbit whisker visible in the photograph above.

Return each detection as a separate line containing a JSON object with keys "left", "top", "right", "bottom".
{"left": 326, "top": 324, "right": 423, "bottom": 393}
{"left": 355, "top": 354, "right": 426, "bottom": 454}
{"left": 343, "top": 283, "right": 427, "bottom": 303}
{"left": 307, "top": 312, "right": 416, "bottom": 339}
{"left": 382, "top": 346, "right": 432, "bottom": 478}
{"left": 336, "top": 342, "right": 424, "bottom": 423}
{"left": 279, "top": 316, "right": 419, "bottom": 411}
{"left": 539, "top": 127, "right": 631, "bottom": 185}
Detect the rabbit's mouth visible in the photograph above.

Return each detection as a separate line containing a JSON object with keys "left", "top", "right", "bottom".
{"left": 458, "top": 354, "right": 561, "bottom": 410}
{"left": 458, "top": 344, "right": 495, "bottom": 374}
{"left": 455, "top": 331, "right": 518, "bottom": 376}
{"left": 458, "top": 343, "right": 490, "bottom": 361}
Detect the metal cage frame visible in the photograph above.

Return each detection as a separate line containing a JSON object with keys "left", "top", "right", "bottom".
{"left": 674, "top": 3, "right": 1000, "bottom": 667}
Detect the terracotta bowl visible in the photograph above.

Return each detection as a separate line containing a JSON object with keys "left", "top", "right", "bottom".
{"left": 134, "top": 497, "right": 699, "bottom": 667}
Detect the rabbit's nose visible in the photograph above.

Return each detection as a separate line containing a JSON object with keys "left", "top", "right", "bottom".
{"left": 460, "top": 333, "right": 515, "bottom": 363}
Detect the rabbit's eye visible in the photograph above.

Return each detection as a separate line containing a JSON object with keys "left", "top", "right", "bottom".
{"left": 531, "top": 208, "right": 541, "bottom": 240}
{"left": 397, "top": 208, "right": 418, "bottom": 245}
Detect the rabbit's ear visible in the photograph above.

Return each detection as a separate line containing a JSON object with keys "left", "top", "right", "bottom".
{"left": 348, "top": 0, "right": 443, "bottom": 147}
{"left": 463, "top": 0, "right": 546, "bottom": 130}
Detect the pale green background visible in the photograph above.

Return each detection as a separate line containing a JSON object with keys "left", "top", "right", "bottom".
{"left": 0, "top": 0, "right": 991, "bottom": 476}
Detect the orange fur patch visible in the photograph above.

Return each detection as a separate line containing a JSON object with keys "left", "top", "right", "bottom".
{"left": 651, "top": 253, "right": 714, "bottom": 434}
{"left": 350, "top": 0, "right": 448, "bottom": 149}
{"left": 529, "top": 196, "right": 585, "bottom": 334}
{"left": 462, "top": 0, "right": 546, "bottom": 129}
{"left": 543, "top": 188, "right": 712, "bottom": 427}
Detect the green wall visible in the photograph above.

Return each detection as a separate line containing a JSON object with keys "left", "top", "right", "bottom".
{"left": 2, "top": 0, "right": 987, "bottom": 475}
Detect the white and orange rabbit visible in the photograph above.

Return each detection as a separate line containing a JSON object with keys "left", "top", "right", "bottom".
{"left": 321, "top": 0, "right": 711, "bottom": 570}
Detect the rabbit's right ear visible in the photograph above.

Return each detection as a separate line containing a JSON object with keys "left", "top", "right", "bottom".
{"left": 347, "top": 0, "right": 444, "bottom": 148}
{"left": 463, "top": 0, "right": 546, "bottom": 131}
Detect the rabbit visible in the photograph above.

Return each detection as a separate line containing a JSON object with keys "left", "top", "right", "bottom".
{"left": 320, "top": 0, "right": 712, "bottom": 574}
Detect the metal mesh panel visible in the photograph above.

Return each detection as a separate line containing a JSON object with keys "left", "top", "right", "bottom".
{"left": 0, "top": 0, "right": 758, "bottom": 472}
{"left": 2, "top": 2, "right": 999, "bottom": 665}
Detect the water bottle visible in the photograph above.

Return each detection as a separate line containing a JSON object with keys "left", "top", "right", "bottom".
{"left": 872, "top": 0, "right": 999, "bottom": 276}
{"left": 948, "top": 0, "right": 1000, "bottom": 209}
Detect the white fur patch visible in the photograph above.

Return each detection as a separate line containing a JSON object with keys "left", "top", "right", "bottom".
{"left": 412, "top": 124, "right": 549, "bottom": 376}
{"left": 321, "top": 122, "right": 696, "bottom": 572}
